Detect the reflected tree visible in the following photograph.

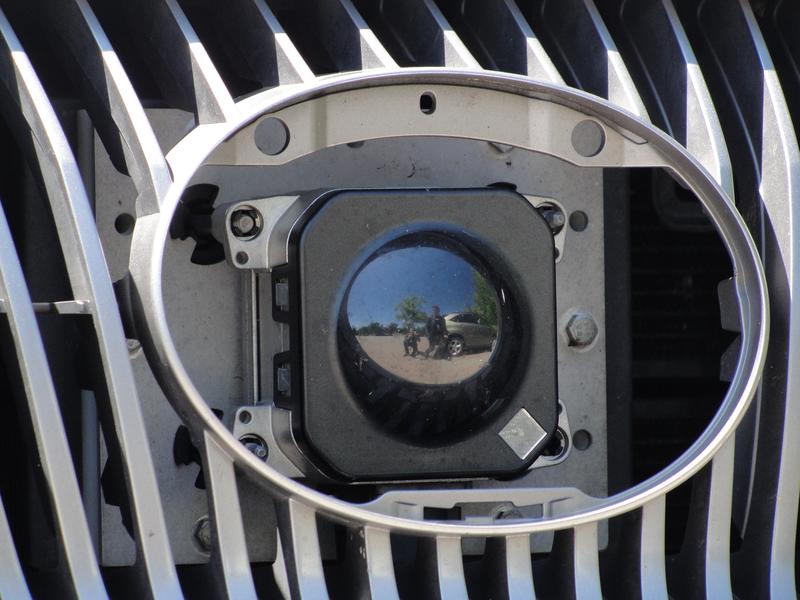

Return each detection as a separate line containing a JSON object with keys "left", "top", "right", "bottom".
{"left": 357, "top": 322, "right": 386, "bottom": 336}
{"left": 395, "top": 295, "right": 427, "bottom": 330}
{"left": 472, "top": 271, "right": 498, "bottom": 327}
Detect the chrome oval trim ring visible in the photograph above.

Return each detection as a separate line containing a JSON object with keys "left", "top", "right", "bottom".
{"left": 129, "top": 69, "right": 768, "bottom": 536}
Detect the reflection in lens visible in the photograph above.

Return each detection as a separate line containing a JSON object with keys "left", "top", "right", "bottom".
{"left": 337, "top": 232, "right": 522, "bottom": 442}
{"left": 345, "top": 245, "right": 499, "bottom": 385}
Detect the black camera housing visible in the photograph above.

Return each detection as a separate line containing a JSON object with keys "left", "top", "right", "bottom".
{"left": 273, "top": 188, "right": 558, "bottom": 480}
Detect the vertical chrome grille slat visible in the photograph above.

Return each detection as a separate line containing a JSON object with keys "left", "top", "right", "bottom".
{"left": 210, "top": 0, "right": 315, "bottom": 88}
{"left": 162, "top": 0, "right": 236, "bottom": 122}
{"left": 572, "top": 524, "right": 602, "bottom": 600}
{"left": 257, "top": 0, "right": 317, "bottom": 83}
{"left": 743, "top": 3, "right": 800, "bottom": 592}
{"left": 418, "top": 535, "right": 469, "bottom": 600}
{"left": 639, "top": 497, "right": 669, "bottom": 599}
{"left": 599, "top": 0, "right": 734, "bottom": 195}
{"left": 525, "top": 0, "right": 650, "bottom": 119}
{"left": 673, "top": 1, "right": 800, "bottom": 597}
{"left": 419, "top": 0, "right": 480, "bottom": 68}
{"left": 353, "top": 0, "right": 479, "bottom": 68}
{"left": 484, "top": 534, "right": 537, "bottom": 600}
{"left": 363, "top": 526, "right": 400, "bottom": 599}
{"left": 332, "top": 0, "right": 398, "bottom": 69}
{"left": 276, "top": 498, "right": 329, "bottom": 598}
{"left": 47, "top": 0, "right": 172, "bottom": 216}
{"left": 270, "top": 534, "right": 292, "bottom": 599}
{"left": 252, "top": 0, "right": 316, "bottom": 84}
{"left": 202, "top": 434, "right": 257, "bottom": 599}
{"left": 747, "top": 7, "right": 800, "bottom": 594}
{"left": 0, "top": 496, "right": 30, "bottom": 600}
{"left": 349, "top": 526, "right": 400, "bottom": 600}
{"left": 263, "top": 0, "right": 396, "bottom": 74}
{"left": 436, "top": 0, "right": 563, "bottom": 82}
{"left": 0, "top": 11, "right": 182, "bottom": 597}
{"left": 704, "top": 439, "right": 736, "bottom": 598}
{"left": 674, "top": 439, "right": 735, "bottom": 598}
{"left": 121, "top": 0, "right": 236, "bottom": 123}
{"left": 547, "top": 526, "right": 603, "bottom": 599}
{"left": 0, "top": 207, "right": 106, "bottom": 597}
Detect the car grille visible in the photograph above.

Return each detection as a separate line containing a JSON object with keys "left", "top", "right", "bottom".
{"left": 0, "top": 0, "right": 796, "bottom": 598}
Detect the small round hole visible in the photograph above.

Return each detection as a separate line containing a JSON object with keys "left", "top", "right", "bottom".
{"left": 114, "top": 213, "right": 135, "bottom": 235}
{"left": 569, "top": 210, "right": 589, "bottom": 232}
{"left": 239, "top": 410, "right": 252, "bottom": 424}
{"left": 572, "top": 429, "right": 592, "bottom": 451}
{"left": 419, "top": 92, "right": 436, "bottom": 115}
{"left": 235, "top": 251, "right": 249, "bottom": 265}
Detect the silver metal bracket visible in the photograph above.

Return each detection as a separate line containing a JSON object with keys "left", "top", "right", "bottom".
{"left": 213, "top": 194, "right": 302, "bottom": 271}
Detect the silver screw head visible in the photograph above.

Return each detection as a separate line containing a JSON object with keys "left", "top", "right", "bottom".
{"left": 538, "top": 203, "right": 566, "bottom": 234}
{"left": 493, "top": 503, "right": 523, "bottom": 520}
{"left": 230, "top": 208, "right": 262, "bottom": 238}
{"left": 566, "top": 312, "right": 598, "bottom": 348}
{"left": 240, "top": 435, "right": 269, "bottom": 461}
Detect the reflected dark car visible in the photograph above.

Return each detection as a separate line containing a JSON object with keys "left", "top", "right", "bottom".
{"left": 444, "top": 312, "right": 496, "bottom": 356}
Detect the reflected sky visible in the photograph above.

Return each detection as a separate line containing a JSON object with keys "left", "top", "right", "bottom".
{"left": 347, "top": 246, "right": 476, "bottom": 328}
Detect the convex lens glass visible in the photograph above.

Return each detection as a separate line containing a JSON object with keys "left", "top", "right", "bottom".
{"left": 345, "top": 244, "right": 499, "bottom": 385}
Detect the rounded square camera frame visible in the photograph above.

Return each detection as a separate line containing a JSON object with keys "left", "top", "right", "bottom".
{"left": 283, "top": 188, "right": 558, "bottom": 480}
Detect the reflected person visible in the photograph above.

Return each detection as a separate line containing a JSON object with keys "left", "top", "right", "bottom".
{"left": 425, "top": 305, "right": 449, "bottom": 359}
{"left": 403, "top": 327, "right": 420, "bottom": 357}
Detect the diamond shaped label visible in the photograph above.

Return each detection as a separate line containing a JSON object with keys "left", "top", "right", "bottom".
{"left": 498, "top": 408, "right": 547, "bottom": 460}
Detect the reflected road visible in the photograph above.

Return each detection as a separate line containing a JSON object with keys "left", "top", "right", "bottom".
{"left": 356, "top": 335, "right": 492, "bottom": 385}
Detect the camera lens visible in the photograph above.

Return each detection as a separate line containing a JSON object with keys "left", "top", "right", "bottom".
{"left": 297, "top": 188, "right": 556, "bottom": 478}
{"left": 346, "top": 244, "right": 498, "bottom": 383}
{"left": 338, "top": 232, "right": 521, "bottom": 443}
